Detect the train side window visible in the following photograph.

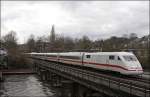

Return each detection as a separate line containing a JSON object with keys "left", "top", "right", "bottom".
{"left": 109, "top": 55, "right": 114, "bottom": 60}
{"left": 118, "top": 56, "right": 121, "bottom": 61}
{"left": 86, "top": 55, "right": 91, "bottom": 58}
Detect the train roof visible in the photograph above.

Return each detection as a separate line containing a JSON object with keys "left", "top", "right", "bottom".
{"left": 84, "top": 52, "right": 134, "bottom": 56}
{"left": 29, "top": 52, "right": 134, "bottom": 56}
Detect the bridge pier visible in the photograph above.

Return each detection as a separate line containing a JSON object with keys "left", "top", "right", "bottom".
{"left": 35, "top": 64, "right": 109, "bottom": 97}
{"left": 40, "top": 69, "right": 46, "bottom": 81}
{"left": 37, "top": 67, "right": 62, "bottom": 87}
{"left": 34, "top": 63, "right": 40, "bottom": 75}
{"left": 35, "top": 63, "right": 111, "bottom": 97}
{"left": 0, "top": 72, "right": 3, "bottom": 82}
{"left": 51, "top": 73, "right": 62, "bottom": 87}
{"left": 46, "top": 71, "right": 52, "bottom": 81}
{"left": 72, "top": 83, "right": 106, "bottom": 97}
{"left": 72, "top": 83, "right": 88, "bottom": 97}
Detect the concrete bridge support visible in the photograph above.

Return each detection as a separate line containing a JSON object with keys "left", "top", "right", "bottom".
{"left": 40, "top": 69, "right": 46, "bottom": 81}
{"left": 72, "top": 83, "right": 106, "bottom": 97}
{"left": 35, "top": 63, "right": 107, "bottom": 97}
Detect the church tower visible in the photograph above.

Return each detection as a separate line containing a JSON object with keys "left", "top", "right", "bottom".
{"left": 50, "top": 25, "right": 55, "bottom": 43}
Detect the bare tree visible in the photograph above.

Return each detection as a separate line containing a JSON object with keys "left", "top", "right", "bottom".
{"left": 76, "top": 36, "right": 92, "bottom": 50}
{"left": 54, "top": 35, "right": 65, "bottom": 51}
{"left": 2, "top": 31, "right": 28, "bottom": 68}
{"left": 64, "top": 37, "right": 75, "bottom": 51}
{"left": 129, "top": 33, "right": 138, "bottom": 39}
{"left": 26, "top": 34, "right": 36, "bottom": 52}
{"left": 3, "top": 31, "right": 18, "bottom": 50}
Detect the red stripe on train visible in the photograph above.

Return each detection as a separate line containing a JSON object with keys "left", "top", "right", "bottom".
{"left": 46, "top": 57, "right": 143, "bottom": 71}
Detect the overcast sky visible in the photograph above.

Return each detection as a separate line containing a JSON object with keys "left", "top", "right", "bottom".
{"left": 1, "top": 1, "right": 149, "bottom": 44}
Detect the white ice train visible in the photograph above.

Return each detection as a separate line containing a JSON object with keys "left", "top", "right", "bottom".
{"left": 29, "top": 52, "right": 143, "bottom": 75}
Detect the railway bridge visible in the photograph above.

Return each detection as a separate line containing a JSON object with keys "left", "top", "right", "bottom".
{"left": 28, "top": 56, "right": 150, "bottom": 97}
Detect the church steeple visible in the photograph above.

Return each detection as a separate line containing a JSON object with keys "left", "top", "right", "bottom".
{"left": 50, "top": 25, "right": 55, "bottom": 43}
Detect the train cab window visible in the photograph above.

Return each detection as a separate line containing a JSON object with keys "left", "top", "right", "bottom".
{"left": 118, "top": 56, "right": 121, "bottom": 61}
{"left": 123, "top": 56, "right": 137, "bottom": 61}
{"left": 86, "top": 55, "right": 91, "bottom": 58}
{"left": 109, "top": 55, "right": 114, "bottom": 60}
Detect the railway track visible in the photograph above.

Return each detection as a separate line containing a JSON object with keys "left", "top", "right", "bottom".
{"left": 88, "top": 69, "right": 150, "bottom": 89}
{"left": 63, "top": 62, "right": 150, "bottom": 88}
{"left": 77, "top": 67, "right": 150, "bottom": 90}
{"left": 128, "top": 75, "right": 150, "bottom": 84}
{"left": 119, "top": 76, "right": 150, "bottom": 89}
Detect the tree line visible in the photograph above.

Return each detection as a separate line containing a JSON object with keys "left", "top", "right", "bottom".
{"left": 26, "top": 32, "right": 142, "bottom": 52}
{"left": 1, "top": 30, "right": 149, "bottom": 70}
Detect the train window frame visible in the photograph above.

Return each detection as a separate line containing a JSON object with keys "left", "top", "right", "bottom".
{"left": 86, "top": 55, "right": 91, "bottom": 58}
{"left": 109, "top": 55, "right": 115, "bottom": 60}
{"left": 118, "top": 56, "right": 121, "bottom": 61}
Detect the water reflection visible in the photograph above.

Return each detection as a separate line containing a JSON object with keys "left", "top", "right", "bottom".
{"left": 0, "top": 74, "right": 58, "bottom": 97}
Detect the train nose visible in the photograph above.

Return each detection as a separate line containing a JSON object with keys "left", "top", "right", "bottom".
{"left": 138, "top": 69, "right": 143, "bottom": 74}
{"left": 136, "top": 66, "right": 143, "bottom": 74}
{"left": 128, "top": 67, "right": 143, "bottom": 75}
{"left": 130, "top": 66, "right": 143, "bottom": 70}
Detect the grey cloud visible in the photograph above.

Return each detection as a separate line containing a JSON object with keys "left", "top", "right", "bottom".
{"left": 69, "top": 1, "right": 148, "bottom": 38}
{"left": 1, "top": 1, "right": 149, "bottom": 44}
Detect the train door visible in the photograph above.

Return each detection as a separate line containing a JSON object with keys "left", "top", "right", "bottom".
{"left": 81, "top": 53, "right": 84, "bottom": 66}
{"left": 105, "top": 55, "right": 109, "bottom": 70}
{"left": 107, "top": 55, "right": 116, "bottom": 71}
{"left": 117, "top": 56, "right": 122, "bottom": 67}
{"left": 84, "top": 54, "right": 92, "bottom": 67}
